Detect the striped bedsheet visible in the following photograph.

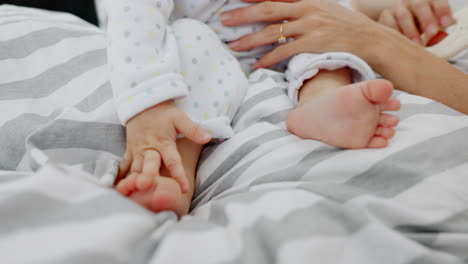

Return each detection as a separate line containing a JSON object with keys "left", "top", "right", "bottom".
{"left": 1, "top": 5, "right": 468, "bottom": 264}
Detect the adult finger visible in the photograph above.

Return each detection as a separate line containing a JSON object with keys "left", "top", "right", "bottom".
{"left": 427, "top": 30, "right": 448, "bottom": 46}
{"left": 431, "top": 0, "right": 455, "bottom": 27}
{"left": 221, "top": 1, "right": 301, "bottom": 26}
{"left": 117, "top": 151, "right": 132, "bottom": 182}
{"left": 229, "top": 21, "right": 300, "bottom": 52}
{"left": 395, "top": 4, "right": 421, "bottom": 42}
{"left": 253, "top": 38, "right": 304, "bottom": 69}
{"left": 378, "top": 9, "right": 401, "bottom": 33}
{"left": 138, "top": 149, "right": 160, "bottom": 191}
{"left": 174, "top": 113, "right": 211, "bottom": 144}
{"left": 410, "top": 0, "right": 439, "bottom": 39}
{"left": 158, "top": 141, "right": 189, "bottom": 193}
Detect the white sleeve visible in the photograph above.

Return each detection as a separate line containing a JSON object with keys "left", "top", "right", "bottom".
{"left": 285, "top": 52, "right": 376, "bottom": 105}
{"left": 105, "top": 0, "right": 188, "bottom": 125}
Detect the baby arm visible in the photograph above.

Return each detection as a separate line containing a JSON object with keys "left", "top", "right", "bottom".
{"left": 105, "top": 0, "right": 210, "bottom": 192}
{"left": 296, "top": 68, "right": 352, "bottom": 105}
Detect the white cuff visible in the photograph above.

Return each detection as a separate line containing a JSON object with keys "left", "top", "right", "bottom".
{"left": 286, "top": 52, "right": 376, "bottom": 105}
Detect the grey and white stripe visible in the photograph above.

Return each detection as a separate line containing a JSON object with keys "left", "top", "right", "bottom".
{"left": 1, "top": 4, "right": 468, "bottom": 264}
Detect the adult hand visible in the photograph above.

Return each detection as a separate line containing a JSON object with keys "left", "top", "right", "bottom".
{"left": 221, "top": 0, "right": 386, "bottom": 69}
{"left": 118, "top": 101, "right": 211, "bottom": 194}
{"left": 378, "top": 0, "right": 455, "bottom": 45}
{"left": 221, "top": 0, "right": 468, "bottom": 116}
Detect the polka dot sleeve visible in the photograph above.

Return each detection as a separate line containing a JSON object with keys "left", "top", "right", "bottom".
{"left": 105, "top": 0, "right": 189, "bottom": 125}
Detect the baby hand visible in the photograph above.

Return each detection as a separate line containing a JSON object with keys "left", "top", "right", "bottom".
{"left": 117, "top": 101, "right": 211, "bottom": 194}
{"left": 378, "top": 0, "right": 455, "bottom": 45}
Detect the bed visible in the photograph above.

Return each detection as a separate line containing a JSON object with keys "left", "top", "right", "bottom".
{"left": 0, "top": 4, "right": 467, "bottom": 264}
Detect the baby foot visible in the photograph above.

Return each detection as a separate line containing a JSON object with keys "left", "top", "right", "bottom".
{"left": 116, "top": 174, "right": 191, "bottom": 217}
{"left": 287, "top": 79, "right": 401, "bottom": 149}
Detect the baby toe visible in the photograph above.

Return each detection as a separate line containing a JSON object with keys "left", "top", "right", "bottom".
{"left": 379, "top": 113, "right": 400, "bottom": 128}
{"left": 136, "top": 174, "right": 155, "bottom": 191}
{"left": 375, "top": 126, "right": 396, "bottom": 139}
{"left": 368, "top": 136, "right": 388, "bottom": 149}
{"left": 381, "top": 98, "right": 401, "bottom": 112}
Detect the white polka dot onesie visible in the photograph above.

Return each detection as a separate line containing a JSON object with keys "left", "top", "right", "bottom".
{"left": 102, "top": 0, "right": 375, "bottom": 138}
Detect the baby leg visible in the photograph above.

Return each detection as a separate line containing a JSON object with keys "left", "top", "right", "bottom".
{"left": 116, "top": 19, "right": 248, "bottom": 216}
{"left": 286, "top": 54, "right": 401, "bottom": 149}
{"left": 171, "top": 19, "right": 248, "bottom": 138}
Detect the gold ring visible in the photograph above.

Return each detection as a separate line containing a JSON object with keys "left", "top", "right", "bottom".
{"left": 278, "top": 23, "right": 287, "bottom": 45}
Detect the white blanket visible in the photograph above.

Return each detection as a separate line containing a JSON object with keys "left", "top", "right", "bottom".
{"left": 1, "top": 5, "right": 468, "bottom": 264}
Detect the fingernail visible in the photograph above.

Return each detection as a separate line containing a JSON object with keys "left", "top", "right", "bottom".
{"left": 202, "top": 133, "right": 211, "bottom": 141}
{"left": 440, "top": 16, "right": 453, "bottom": 27}
{"left": 228, "top": 41, "right": 239, "bottom": 49}
{"left": 426, "top": 23, "right": 439, "bottom": 36}
{"left": 220, "top": 13, "right": 231, "bottom": 22}
{"left": 411, "top": 37, "right": 422, "bottom": 45}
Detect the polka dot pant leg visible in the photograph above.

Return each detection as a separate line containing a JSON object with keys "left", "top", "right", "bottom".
{"left": 172, "top": 19, "right": 248, "bottom": 138}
